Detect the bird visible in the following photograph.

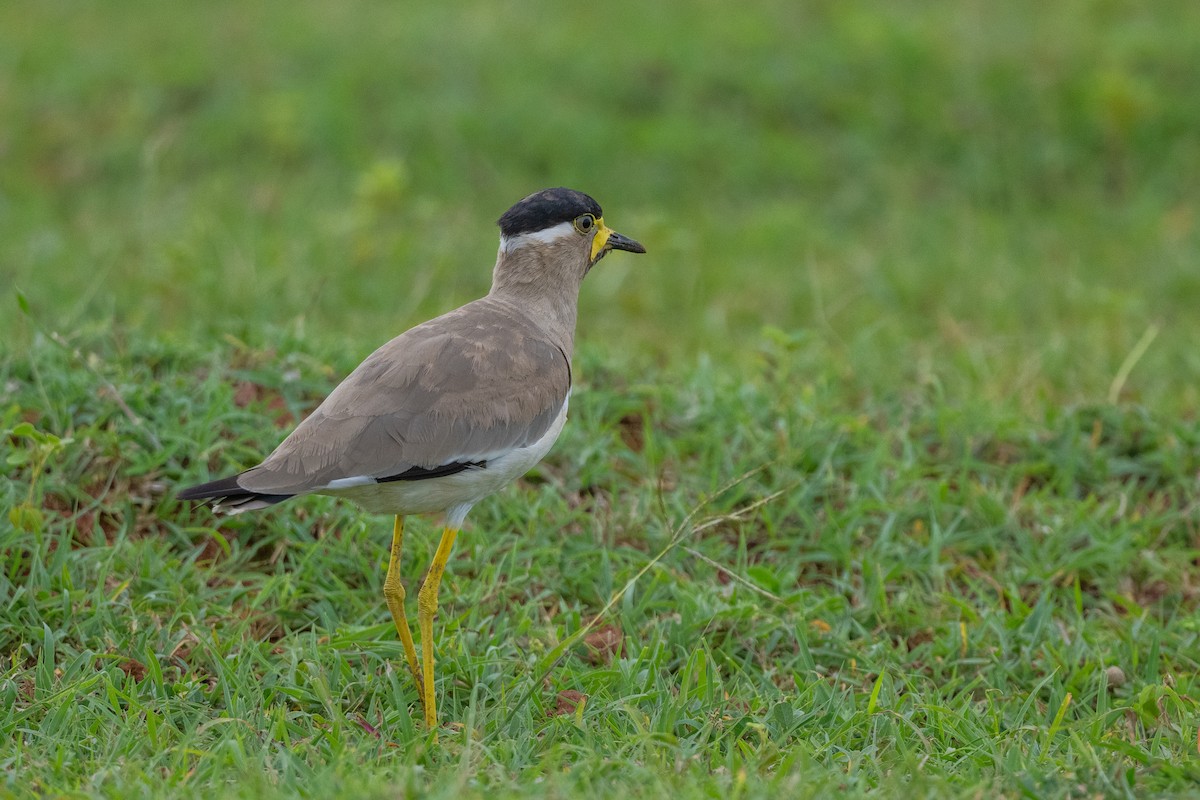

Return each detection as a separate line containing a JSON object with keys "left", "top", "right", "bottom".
{"left": 178, "top": 187, "right": 645, "bottom": 733}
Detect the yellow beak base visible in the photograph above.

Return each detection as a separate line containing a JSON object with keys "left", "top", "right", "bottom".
{"left": 590, "top": 219, "right": 614, "bottom": 262}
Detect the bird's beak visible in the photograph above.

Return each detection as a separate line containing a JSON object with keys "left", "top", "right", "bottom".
{"left": 591, "top": 219, "right": 647, "bottom": 262}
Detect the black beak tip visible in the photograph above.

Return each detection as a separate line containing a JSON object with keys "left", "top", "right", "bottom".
{"left": 610, "top": 232, "right": 646, "bottom": 254}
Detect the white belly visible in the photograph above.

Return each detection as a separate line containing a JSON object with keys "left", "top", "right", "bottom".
{"left": 319, "top": 399, "right": 568, "bottom": 527}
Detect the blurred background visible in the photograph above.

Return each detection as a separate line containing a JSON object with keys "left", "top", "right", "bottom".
{"left": 3, "top": 0, "right": 1199, "bottom": 409}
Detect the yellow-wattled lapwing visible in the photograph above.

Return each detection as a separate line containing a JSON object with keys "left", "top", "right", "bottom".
{"left": 179, "top": 188, "right": 645, "bottom": 732}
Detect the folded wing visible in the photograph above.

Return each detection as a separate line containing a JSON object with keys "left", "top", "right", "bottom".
{"left": 231, "top": 302, "right": 571, "bottom": 496}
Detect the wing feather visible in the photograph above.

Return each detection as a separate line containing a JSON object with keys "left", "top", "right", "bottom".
{"left": 236, "top": 299, "right": 570, "bottom": 495}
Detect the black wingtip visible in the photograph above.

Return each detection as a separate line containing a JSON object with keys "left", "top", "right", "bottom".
{"left": 178, "top": 473, "right": 293, "bottom": 510}
{"left": 178, "top": 474, "right": 245, "bottom": 501}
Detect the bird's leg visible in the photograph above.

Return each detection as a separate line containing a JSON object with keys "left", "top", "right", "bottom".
{"left": 383, "top": 515, "right": 425, "bottom": 708}
{"left": 416, "top": 526, "right": 459, "bottom": 731}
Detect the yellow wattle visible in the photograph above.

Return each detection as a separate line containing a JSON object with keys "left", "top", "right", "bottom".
{"left": 590, "top": 218, "right": 613, "bottom": 261}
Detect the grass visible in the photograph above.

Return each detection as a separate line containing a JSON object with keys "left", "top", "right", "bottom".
{"left": 3, "top": 0, "right": 1200, "bottom": 797}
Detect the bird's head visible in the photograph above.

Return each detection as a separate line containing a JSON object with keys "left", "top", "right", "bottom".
{"left": 496, "top": 188, "right": 645, "bottom": 279}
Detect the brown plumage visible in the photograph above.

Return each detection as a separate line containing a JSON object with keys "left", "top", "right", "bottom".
{"left": 238, "top": 301, "right": 572, "bottom": 495}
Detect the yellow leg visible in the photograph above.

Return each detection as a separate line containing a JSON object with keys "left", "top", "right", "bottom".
{"left": 382, "top": 515, "right": 425, "bottom": 708}
{"left": 417, "top": 526, "right": 459, "bottom": 732}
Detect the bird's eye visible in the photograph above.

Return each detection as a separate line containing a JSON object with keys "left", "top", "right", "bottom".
{"left": 573, "top": 214, "right": 595, "bottom": 234}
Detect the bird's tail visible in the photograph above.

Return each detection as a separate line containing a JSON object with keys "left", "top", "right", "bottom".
{"left": 177, "top": 474, "right": 293, "bottom": 514}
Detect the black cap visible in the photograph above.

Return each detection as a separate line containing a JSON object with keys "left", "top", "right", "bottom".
{"left": 498, "top": 188, "right": 603, "bottom": 238}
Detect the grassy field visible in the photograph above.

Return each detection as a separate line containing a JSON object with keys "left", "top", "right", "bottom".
{"left": 4, "top": 0, "right": 1200, "bottom": 797}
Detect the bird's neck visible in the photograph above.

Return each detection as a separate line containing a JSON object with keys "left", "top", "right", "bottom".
{"left": 487, "top": 244, "right": 586, "bottom": 355}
